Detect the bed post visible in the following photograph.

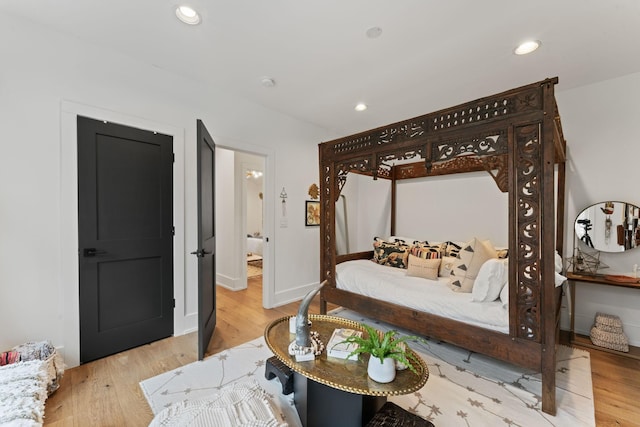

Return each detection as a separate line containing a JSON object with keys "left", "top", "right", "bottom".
{"left": 318, "top": 142, "right": 336, "bottom": 315}
{"left": 391, "top": 169, "right": 397, "bottom": 236}
{"left": 540, "top": 78, "right": 560, "bottom": 415}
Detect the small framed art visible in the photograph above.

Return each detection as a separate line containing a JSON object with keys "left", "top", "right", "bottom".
{"left": 305, "top": 200, "right": 320, "bottom": 226}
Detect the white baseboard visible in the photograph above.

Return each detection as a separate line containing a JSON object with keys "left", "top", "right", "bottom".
{"left": 216, "top": 273, "right": 244, "bottom": 291}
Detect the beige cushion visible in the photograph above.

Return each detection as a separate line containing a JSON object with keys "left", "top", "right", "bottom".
{"left": 438, "top": 256, "right": 457, "bottom": 277}
{"left": 406, "top": 254, "right": 441, "bottom": 280}
{"left": 449, "top": 238, "right": 497, "bottom": 293}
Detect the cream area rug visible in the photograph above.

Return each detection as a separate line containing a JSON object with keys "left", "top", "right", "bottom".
{"left": 140, "top": 308, "right": 595, "bottom": 426}
{"left": 247, "top": 261, "right": 262, "bottom": 278}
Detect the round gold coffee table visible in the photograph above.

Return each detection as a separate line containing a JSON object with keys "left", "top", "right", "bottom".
{"left": 264, "top": 314, "right": 429, "bottom": 426}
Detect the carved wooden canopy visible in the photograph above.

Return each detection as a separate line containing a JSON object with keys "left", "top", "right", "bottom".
{"left": 319, "top": 77, "right": 567, "bottom": 343}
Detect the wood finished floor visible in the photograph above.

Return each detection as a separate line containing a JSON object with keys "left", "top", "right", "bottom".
{"left": 43, "top": 276, "right": 640, "bottom": 426}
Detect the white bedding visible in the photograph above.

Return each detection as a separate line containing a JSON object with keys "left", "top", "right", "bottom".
{"left": 247, "top": 236, "right": 263, "bottom": 256}
{"left": 336, "top": 259, "right": 509, "bottom": 333}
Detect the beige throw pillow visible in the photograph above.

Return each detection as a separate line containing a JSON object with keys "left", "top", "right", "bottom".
{"left": 407, "top": 254, "right": 441, "bottom": 281}
{"left": 439, "top": 256, "right": 457, "bottom": 277}
{"left": 449, "top": 238, "right": 497, "bottom": 293}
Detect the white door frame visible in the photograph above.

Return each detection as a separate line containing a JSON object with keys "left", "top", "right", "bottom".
{"left": 218, "top": 142, "right": 274, "bottom": 308}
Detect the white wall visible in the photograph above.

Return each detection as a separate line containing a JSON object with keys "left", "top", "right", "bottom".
{"left": 0, "top": 14, "right": 334, "bottom": 366}
{"left": 557, "top": 72, "right": 640, "bottom": 346}
{"left": 340, "top": 171, "right": 507, "bottom": 253}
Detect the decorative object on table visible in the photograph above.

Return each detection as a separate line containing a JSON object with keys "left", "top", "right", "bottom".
{"left": 288, "top": 281, "right": 326, "bottom": 361}
{"left": 327, "top": 328, "right": 363, "bottom": 361}
{"left": 305, "top": 200, "right": 320, "bottom": 226}
{"left": 589, "top": 312, "right": 629, "bottom": 352}
{"left": 567, "top": 247, "right": 608, "bottom": 275}
{"left": 308, "top": 183, "right": 319, "bottom": 200}
{"left": 336, "top": 323, "right": 424, "bottom": 383}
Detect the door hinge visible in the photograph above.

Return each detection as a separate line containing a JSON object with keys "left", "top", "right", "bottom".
{"left": 171, "top": 226, "right": 175, "bottom": 236}
{"left": 172, "top": 153, "right": 175, "bottom": 163}
{"left": 172, "top": 298, "right": 176, "bottom": 308}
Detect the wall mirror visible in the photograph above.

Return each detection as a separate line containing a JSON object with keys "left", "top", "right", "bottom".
{"left": 575, "top": 201, "right": 640, "bottom": 253}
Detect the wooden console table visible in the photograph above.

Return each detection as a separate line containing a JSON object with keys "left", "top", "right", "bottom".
{"left": 566, "top": 272, "right": 640, "bottom": 360}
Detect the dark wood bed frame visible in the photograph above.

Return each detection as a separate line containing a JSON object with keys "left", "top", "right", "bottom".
{"left": 318, "top": 78, "right": 567, "bottom": 415}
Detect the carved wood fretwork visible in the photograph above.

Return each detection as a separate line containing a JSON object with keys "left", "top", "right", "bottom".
{"left": 329, "top": 82, "right": 545, "bottom": 160}
{"left": 321, "top": 163, "right": 335, "bottom": 284}
{"left": 336, "top": 157, "right": 375, "bottom": 200}
{"left": 514, "top": 123, "right": 542, "bottom": 341}
{"left": 433, "top": 132, "right": 507, "bottom": 163}
{"left": 481, "top": 155, "right": 509, "bottom": 192}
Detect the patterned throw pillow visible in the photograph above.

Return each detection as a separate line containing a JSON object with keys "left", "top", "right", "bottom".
{"left": 448, "top": 238, "right": 497, "bottom": 293}
{"left": 372, "top": 238, "right": 411, "bottom": 269}
{"left": 442, "top": 241, "right": 463, "bottom": 258}
{"left": 406, "top": 254, "right": 441, "bottom": 280}
{"left": 410, "top": 242, "right": 442, "bottom": 259}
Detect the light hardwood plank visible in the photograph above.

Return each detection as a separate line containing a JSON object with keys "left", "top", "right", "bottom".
{"left": 43, "top": 275, "right": 638, "bottom": 426}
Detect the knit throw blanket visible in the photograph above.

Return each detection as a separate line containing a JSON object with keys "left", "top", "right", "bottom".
{"left": 0, "top": 360, "right": 48, "bottom": 426}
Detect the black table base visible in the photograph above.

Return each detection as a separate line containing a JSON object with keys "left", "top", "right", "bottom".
{"left": 293, "top": 372, "right": 385, "bottom": 427}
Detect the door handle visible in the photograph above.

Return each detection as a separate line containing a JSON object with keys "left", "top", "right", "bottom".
{"left": 190, "top": 249, "right": 212, "bottom": 258}
{"left": 83, "top": 248, "right": 107, "bottom": 257}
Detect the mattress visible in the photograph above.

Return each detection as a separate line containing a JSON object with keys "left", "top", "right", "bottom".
{"left": 335, "top": 259, "right": 509, "bottom": 333}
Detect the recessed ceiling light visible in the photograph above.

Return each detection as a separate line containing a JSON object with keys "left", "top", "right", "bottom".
{"left": 355, "top": 103, "right": 368, "bottom": 112}
{"left": 366, "top": 27, "right": 383, "bottom": 39}
{"left": 514, "top": 40, "right": 541, "bottom": 55}
{"left": 260, "top": 77, "right": 276, "bottom": 88}
{"left": 176, "top": 5, "right": 201, "bottom": 25}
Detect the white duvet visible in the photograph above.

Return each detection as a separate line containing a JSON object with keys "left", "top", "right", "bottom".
{"left": 336, "top": 259, "right": 509, "bottom": 333}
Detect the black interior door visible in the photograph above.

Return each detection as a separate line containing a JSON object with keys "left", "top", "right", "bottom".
{"left": 195, "top": 119, "right": 216, "bottom": 360}
{"left": 77, "top": 116, "right": 174, "bottom": 363}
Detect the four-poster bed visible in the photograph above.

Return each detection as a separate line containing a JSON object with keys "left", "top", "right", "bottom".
{"left": 318, "top": 78, "right": 567, "bottom": 415}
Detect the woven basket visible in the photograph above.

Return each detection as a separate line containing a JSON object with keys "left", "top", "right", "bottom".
{"left": 594, "top": 312, "right": 624, "bottom": 333}
{"left": 590, "top": 326, "right": 629, "bottom": 352}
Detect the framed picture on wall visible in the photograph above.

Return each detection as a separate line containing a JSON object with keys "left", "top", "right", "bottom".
{"left": 305, "top": 200, "right": 320, "bottom": 226}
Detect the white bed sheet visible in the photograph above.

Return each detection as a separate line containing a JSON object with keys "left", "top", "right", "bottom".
{"left": 336, "top": 259, "right": 509, "bottom": 333}
{"left": 247, "top": 237, "right": 263, "bottom": 256}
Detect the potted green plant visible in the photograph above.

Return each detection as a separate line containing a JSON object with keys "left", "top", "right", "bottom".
{"left": 335, "top": 323, "right": 425, "bottom": 383}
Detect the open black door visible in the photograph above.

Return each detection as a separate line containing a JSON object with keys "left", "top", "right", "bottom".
{"left": 193, "top": 119, "right": 216, "bottom": 360}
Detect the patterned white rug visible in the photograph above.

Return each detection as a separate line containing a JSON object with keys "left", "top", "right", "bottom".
{"left": 140, "top": 308, "right": 595, "bottom": 426}
{"left": 0, "top": 360, "right": 48, "bottom": 426}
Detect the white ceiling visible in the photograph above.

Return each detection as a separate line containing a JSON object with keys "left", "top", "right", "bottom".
{"left": 2, "top": 0, "right": 639, "bottom": 136}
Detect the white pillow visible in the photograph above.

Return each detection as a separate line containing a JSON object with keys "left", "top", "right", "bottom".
{"left": 500, "top": 282, "right": 509, "bottom": 308}
{"left": 555, "top": 251, "right": 563, "bottom": 273}
{"left": 472, "top": 258, "right": 508, "bottom": 302}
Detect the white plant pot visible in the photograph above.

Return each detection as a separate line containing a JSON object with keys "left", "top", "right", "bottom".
{"left": 367, "top": 356, "right": 396, "bottom": 383}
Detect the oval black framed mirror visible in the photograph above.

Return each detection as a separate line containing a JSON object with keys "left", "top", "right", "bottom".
{"left": 575, "top": 201, "right": 640, "bottom": 252}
